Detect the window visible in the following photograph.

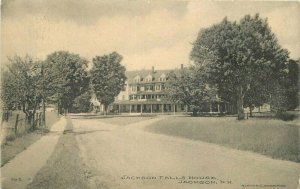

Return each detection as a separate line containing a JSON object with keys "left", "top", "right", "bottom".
{"left": 145, "top": 74, "right": 152, "bottom": 82}
{"left": 131, "top": 86, "right": 136, "bottom": 92}
{"left": 134, "top": 75, "right": 141, "bottom": 83}
{"left": 159, "top": 73, "right": 166, "bottom": 82}
{"left": 146, "top": 85, "right": 153, "bottom": 91}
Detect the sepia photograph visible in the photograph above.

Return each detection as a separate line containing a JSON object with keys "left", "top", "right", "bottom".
{"left": 1, "top": 0, "right": 300, "bottom": 188}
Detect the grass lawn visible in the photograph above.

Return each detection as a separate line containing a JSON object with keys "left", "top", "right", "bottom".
{"left": 146, "top": 116, "right": 300, "bottom": 162}
{"left": 1, "top": 112, "right": 61, "bottom": 166}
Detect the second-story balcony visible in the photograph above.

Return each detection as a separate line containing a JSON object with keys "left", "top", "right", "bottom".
{"left": 129, "top": 90, "right": 165, "bottom": 95}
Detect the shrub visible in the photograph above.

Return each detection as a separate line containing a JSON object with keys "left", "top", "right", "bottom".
{"left": 5, "top": 134, "right": 16, "bottom": 141}
{"left": 276, "top": 112, "right": 297, "bottom": 121}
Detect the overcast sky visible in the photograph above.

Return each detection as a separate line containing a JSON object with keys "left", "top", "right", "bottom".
{"left": 1, "top": 0, "right": 299, "bottom": 70}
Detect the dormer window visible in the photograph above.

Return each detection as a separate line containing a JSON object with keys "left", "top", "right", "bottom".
{"left": 145, "top": 74, "right": 152, "bottom": 82}
{"left": 159, "top": 73, "right": 166, "bottom": 82}
{"left": 134, "top": 75, "right": 141, "bottom": 83}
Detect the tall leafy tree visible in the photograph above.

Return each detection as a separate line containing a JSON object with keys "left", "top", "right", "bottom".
{"left": 43, "top": 51, "right": 90, "bottom": 114}
{"left": 1, "top": 56, "right": 43, "bottom": 128}
{"left": 69, "top": 90, "right": 93, "bottom": 113}
{"left": 90, "top": 52, "right": 126, "bottom": 114}
{"left": 1, "top": 70, "right": 17, "bottom": 110}
{"left": 166, "top": 66, "right": 217, "bottom": 116}
{"left": 243, "top": 85, "right": 269, "bottom": 117}
{"left": 191, "top": 14, "right": 289, "bottom": 119}
{"left": 285, "top": 59, "right": 299, "bottom": 110}
{"left": 269, "top": 59, "right": 299, "bottom": 113}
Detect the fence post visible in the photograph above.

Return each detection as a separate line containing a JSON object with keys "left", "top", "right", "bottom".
{"left": 35, "top": 113, "right": 38, "bottom": 127}
{"left": 43, "top": 101, "right": 46, "bottom": 127}
{"left": 39, "top": 112, "right": 42, "bottom": 127}
{"left": 6, "top": 111, "right": 9, "bottom": 121}
{"left": 36, "top": 113, "right": 39, "bottom": 127}
{"left": 1, "top": 112, "right": 5, "bottom": 125}
{"left": 15, "top": 114, "right": 19, "bottom": 135}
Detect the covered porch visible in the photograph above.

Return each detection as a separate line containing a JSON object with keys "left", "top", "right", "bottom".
{"left": 113, "top": 101, "right": 187, "bottom": 114}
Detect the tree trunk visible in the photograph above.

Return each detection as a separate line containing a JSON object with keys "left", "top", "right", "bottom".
{"left": 64, "top": 107, "right": 68, "bottom": 116}
{"left": 57, "top": 101, "right": 60, "bottom": 116}
{"left": 249, "top": 107, "right": 253, "bottom": 117}
{"left": 32, "top": 112, "right": 36, "bottom": 130}
{"left": 32, "top": 105, "right": 38, "bottom": 129}
{"left": 104, "top": 105, "right": 108, "bottom": 116}
{"left": 192, "top": 108, "right": 197, "bottom": 117}
{"left": 22, "top": 103, "right": 33, "bottom": 129}
{"left": 237, "top": 88, "right": 245, "bottom": 120}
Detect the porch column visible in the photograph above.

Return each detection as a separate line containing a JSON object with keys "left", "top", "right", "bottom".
{"left": 150, "top": 104, "right": 153, "bottom": 113}
{"left": 129, "top": 104, "right": 132, "bottom": 113}
{"left": 141, "top": 104, "right": 143, "bottom": 114}
{"left": 162, "top": 104, "right": 164, "bottom": 114}
{"left": 210, "top": 103, "right": 212, "bottom": 113}
{"left": 119, "top": 105, "right": 121, "bottom": 114}
{"left": 217, "top": 103, "right": 220, "bottom": 113}
{"left": 185, "top": 105, "right": 188, "bottom": 113}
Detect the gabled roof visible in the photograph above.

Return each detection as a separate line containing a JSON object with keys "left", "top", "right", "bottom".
{"left": 125, "top": 69, "right": 173, "bottom": 83}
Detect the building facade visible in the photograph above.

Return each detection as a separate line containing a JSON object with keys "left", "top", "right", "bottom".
{"left": 113, "top": 67, "right": 187, "bottom": 114}
{"left": 90, "top": 65, "right": 237, "bottom": 115}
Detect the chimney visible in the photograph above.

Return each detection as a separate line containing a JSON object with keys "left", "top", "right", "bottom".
{"left": 152, "top": 66, "right": 154, "bottom": 73}
{"left": 181, "top": 64, "right": 183, "bottom": 69}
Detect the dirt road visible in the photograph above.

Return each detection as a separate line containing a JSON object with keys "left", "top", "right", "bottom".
{"left": 71, "top": 117, "right": 300, "bottom": 189}
{"left": 2, "top": 116, "right": 299, "bottom": 189}
{"left": 26, "top": 117, "right": 91, "bottom": 189}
